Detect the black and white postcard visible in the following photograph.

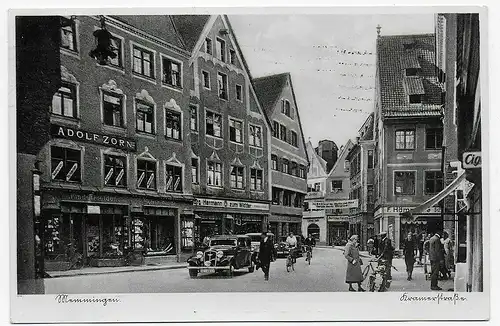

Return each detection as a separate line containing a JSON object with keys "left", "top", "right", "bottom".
{"left": 9, "top": 5, "right": 491, "bottom": 323}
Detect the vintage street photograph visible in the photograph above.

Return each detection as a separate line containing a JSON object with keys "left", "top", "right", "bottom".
{"left": 11, "top": 6, "right": 489, "bottom": 322}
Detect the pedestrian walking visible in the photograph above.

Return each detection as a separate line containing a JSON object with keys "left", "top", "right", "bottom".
{"left": 367, "top": 237, "right": 374, "bottom": 256}
{"left": 429, "top": 231, "right": 445, "bottom": 290}
{"left": 403, "top": 232, "right": 416, "bottom": 281}
{"left": 379, "top": 232, "right": 394, "bottom": 280}
{"left": 443, "top": 231, "right": 455, "bottom": 272}
{"left": 343, "top": 235, "right": 365, "bottom": 292}
{"left": 418, "top": 231, "right": 426, "bottom": 264}
{"left": 258, "top": 231, "right": 274, "bottom": 281}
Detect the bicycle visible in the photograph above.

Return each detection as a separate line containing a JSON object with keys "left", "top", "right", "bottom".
{"left": 362, "top": 258, "right": 398, "bottom": 292}
{"left": 305, "top": 245, "right": 312, "bottom": 265}
{"left": 286, "top": 247, "right": 296, "bottom": 272}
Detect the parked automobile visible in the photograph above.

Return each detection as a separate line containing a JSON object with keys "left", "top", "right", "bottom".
{"left": 245, "top": 232, "right": 277, "bottom": 262}
{"left": 187, "top": 235, "right": 255, "bottom": 278}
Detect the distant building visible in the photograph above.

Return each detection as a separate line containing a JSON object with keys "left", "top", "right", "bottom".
{"left": 315, "top": 140, "right": 338, "bottom": 173}
{"left": 253, "top": 73, "right": 309, "bottom": 238}
{"left": 303, "top": 139, "right": 353, "bottom": 245}
{"left": 346, "top": 113, "right": 376, "bottom": 250}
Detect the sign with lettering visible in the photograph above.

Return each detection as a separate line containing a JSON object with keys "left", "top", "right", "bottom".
{"left": 51, "top": 124, "right": 137, "bottom": 152}
{"left": 327, "top": 215, "right": 350, "bottom": 222}
{"left": 385, "top": 206, "right": 441, "bottom": 214}
{"left": 310, "top": 199, "right": 358, "bottom": 210}
{"left": 462, "top": 151, "right": 481, "bottom": 169}
{"left": 194, "top": 198, "right": 269, "bottom": 211}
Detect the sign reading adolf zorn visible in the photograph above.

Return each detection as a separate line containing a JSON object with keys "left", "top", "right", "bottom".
{"left": 310, "top": 199, "right": 359, "bottom": 210}
{"left": 51, "top": 124, "right": 137, "bottom": 151}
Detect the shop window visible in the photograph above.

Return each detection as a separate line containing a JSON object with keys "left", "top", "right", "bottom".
{"left": 181, "top": 219, "right": 194, "bottom": 250}
{"left": 145, "top": 216, "right": 175, "bottom": 254}
{"left": 44, "top": 214, "right": 64, "bottom": 256}
{"left": 250, "top": 169, "right": 263, "bottom": 190}
{"left": 137, "top": 159, "right": 156, "bottom": 190}
{"left": 162, "top": 57, "right": 182, "bottom": 88}
{"left": 272, "top": 121, "right": 280, "bottom": 138}
{"left": 280, "top": 124, "right": 287, "bottom": 142}
{"left": 230, "top": 166, "right": 244, "bottom": 189}
{"left": 425, "top": 128, "right": 443, "bottom": 149}
{"left": 229, "top": 118, "right": 243, "bottom": 143}
{"left": 131, "top": 218, "right": 145, "bottom": 250}
{"left": 202, "top": 71, "right": 210, "bottom": 89}
{"left": 291, "top": 131, "right": 298, "bottom": 147}
{"left": 103, "top": 91, "right": 124, "bottom": 127}
{"left": 394, "top": 171, "right": 416, "bottom": 195}
{"left": 136, "top": 100, "right": 154, "bottom": 134}
{"left": 132, "top": 45, "right": 154, "bottom": 78}
{"left": 166, "top": 164, "right": 183, "bottom": 193}
{"left": 207, "top": 161, "right": 222, "bottom": 187}
{"left": 51, "top": 146, "right": 81, "bottom": 182}
{"left": 206, "top": 111, "right": 222, "bottom": 138}
{"left": 425, "top": 171, "right": 443, "bottom": 194}
{"left": 191, "top": 158, "right": 199, "bottom": 184}
{"left": 86, "top": 214, "right": 100, "bottom": 257}
{"left": 236, "top": 84, "right": 242, "bottom": 101}
{"left": 205, "top": 38, "right": 212, "bottom": 55}
{"left": 217, "top": 72, "right": 228, "bottom": 100}
{"left": 60, "top": 17, "right": 77, "bottom": 52}
{"left": 104, "top": 155, "right": 127, "bottom": 187}
{"left": 165, "top": 110, "right": 181, "bottom": 140}
{"left": 395, "top": 129, "right": 415, "bottom": 150}
{"left": 51, "top": 82, "right": 77, "bottom": 118}
{"left": 271, "top": 155, "right": 278, "bottom": 170}
{"left": 190, "top": 106, "right": 198, "bottom": 131}
{"left": 102, "top": 214, "right": 125, "bottom": 257}
{"left": 216, "top": 38, "right": 226, "bottom": 62}
{"left": 249, "top": 124, "right": 262, "bottom": 147}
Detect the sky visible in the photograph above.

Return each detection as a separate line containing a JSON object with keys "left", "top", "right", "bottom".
{"left": 230, "top": 14, "right": 435, "bottom": 148}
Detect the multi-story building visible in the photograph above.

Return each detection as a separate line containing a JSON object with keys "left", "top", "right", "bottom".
{"left": 38, "top": 15, "right": 196, "bottom": 269}
{"left": 372, "top": 32, "right": 444, "bottom": 251}
{"left": 173, "top": 15, "right": 272, "bottom": 242}
{"left": 345, "top": 114, "right": 376, "bottom": 250}
{"left": 253, "top": 73, "right": 308, "bottom": 239}
{"left": 304, "top": 140, "right": 353, "bottom": 245}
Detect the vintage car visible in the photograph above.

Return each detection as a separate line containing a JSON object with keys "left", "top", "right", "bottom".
{"left": 245, "top": 232, "right": 277, "bottom": 262}
{"left": 187, "top": 235, "right": 255, "bottom": 278}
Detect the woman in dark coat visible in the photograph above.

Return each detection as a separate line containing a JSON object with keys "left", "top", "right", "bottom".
{"left": 344, "top": 235, "right": 365, "bottom": 291}
{"left": 403, "top": 232, "right": 416, "bottom": 281}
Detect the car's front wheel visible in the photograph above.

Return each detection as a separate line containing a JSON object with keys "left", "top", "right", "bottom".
{"left": 188, "top": 269, "right": 198, "bottom": 278}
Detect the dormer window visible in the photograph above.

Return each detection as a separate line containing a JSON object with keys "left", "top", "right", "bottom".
{"left": 409, "top": 94, "right": 422, "bottom": 104}
{"left": 405, "top": 68, "right": 419, "bottom": 76}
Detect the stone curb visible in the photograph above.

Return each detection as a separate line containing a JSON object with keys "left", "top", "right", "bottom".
{"left": 46, "top": 264, "right": 187, "bottom": 278}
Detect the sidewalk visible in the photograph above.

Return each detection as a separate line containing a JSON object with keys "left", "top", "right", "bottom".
{"left": 45, "top": 262, "right": 187, "bottom": 278}
{"left": 332, "top": 246, "right": 454, "bottom": 292}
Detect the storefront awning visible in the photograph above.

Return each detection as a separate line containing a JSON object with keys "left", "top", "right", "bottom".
{"left": 402, "top": 171, "right": 466, "bottom": 220}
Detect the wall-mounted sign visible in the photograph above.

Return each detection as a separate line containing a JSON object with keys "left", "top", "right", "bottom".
{"left": 87, "top": 205, "right": 101, "bottom": 214}
{"left": 462, "top": 151, "right": 481, "bottom": 169}
{"left": 194, "top": 198, "right": 269, "bottom": 211}
{"left": 327, "top": 215, "right": 349, "bottom": 222}
{"left": 385, "top": 206, "right": 441, "bottom": 214}
{"left": 310, "top": 199, "right": 358, "bottom": 210}
{"left": 51, "top": 124, "right": 137, "bottom": 151}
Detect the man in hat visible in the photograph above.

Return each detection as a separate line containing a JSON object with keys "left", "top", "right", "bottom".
{"left": 378, "top": 231, "right": 394, "bottom": 280}
{"left": 429, "top": 230, "right": 445, "bottom": 290}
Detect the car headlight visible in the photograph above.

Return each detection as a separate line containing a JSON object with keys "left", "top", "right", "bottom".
{"left": 196, "top": 251, "right": 203, "bottom": 259}
{"left": 216, "top": 250, "right": 223, "bottom": 258}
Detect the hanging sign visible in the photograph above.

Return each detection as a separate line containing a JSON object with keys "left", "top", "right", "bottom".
{"left": 310, "top": 199, "right": 358, "bottom": 210}
{"left": 462, "top": 152, "right": 481, "bottom": 169}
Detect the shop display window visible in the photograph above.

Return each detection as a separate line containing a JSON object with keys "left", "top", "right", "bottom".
{"left": 181, "top": 219, "right": 194, "bottom": 250}
{"left": 131, "top": 218, "right": 145, "bottom": 250}
{"left": 144, "top": 216, "right": 175, "bottom": 255}
{"left": 102, "top": 214, "right": 125, "bottom": 257}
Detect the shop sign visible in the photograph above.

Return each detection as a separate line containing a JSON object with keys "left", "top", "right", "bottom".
{"left": 51, "top": 124, "right": 137, "bottom": 152}
{"left": 307, "top": 219, "right": 320, "bottom": 223}
{"left": 87, "top": 205, "right": 101, "bottom": 214}
{"left": 327, "top": 215, "right": 349, "bottom": 222}
{"left": 194, "top": 198, "right": 269, "bottom": 211}
{"left": 462, "top": 151, "right": 481, "bottom": 169}
{"left": 385, "top": 206, "right": 441, "bottom": 214}
{"left": 310, "top": 199, "right": 358, "bottom": 210}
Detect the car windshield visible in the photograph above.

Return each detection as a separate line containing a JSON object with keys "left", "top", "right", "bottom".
{"left": 210, "top": 239, "right": 237, "bottom": 246}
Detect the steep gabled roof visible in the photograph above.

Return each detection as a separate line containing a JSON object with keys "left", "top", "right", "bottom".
{"left": 170, "top": 15, "right": 211, "bottom": 52}
{"left": 253, "top": 72, "right": 310, "bottom": 165}
{"left": 327, "top": 139, "right": 354, "bottom": 178}
{"left": 376, "top": 33, "right": 443, "bottom": 119}
{"left": 306, "top": 141, "right": 328, "bottom": 177}
{"left": 253, "top": 73, "right": 289, "bottom": 117}
{"left": 359, "top": 112, "right": 375, "bottom": 141}
{"left": 110, "top": 15, "right": 187, "bottom": 50}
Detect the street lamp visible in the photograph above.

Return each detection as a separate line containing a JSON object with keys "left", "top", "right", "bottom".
{"left": 89, "top": 16, "right": 117, "bottom": 65}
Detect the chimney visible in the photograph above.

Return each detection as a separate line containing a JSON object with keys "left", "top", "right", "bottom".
{"left": 376, "top": 24, "right": 381, "bottom": 38}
